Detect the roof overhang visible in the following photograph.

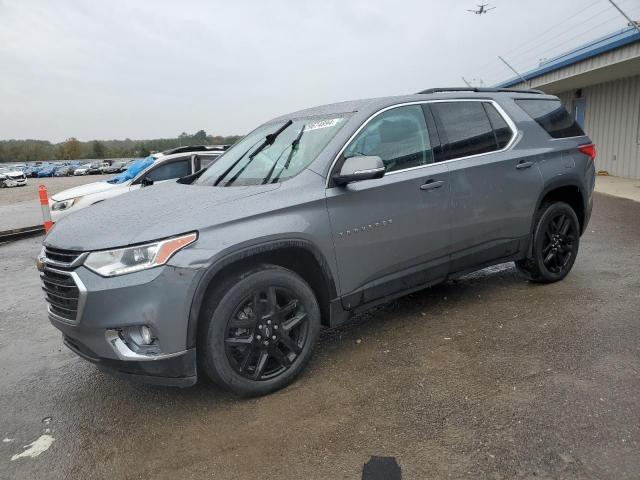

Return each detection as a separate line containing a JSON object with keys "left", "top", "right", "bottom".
{"left": 531, "top": 55, "right": 640, "bottom": 94}
{"left": 496, "top": 26, "right": 640, "bottom": 93}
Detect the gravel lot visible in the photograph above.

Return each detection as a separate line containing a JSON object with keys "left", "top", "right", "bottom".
{"left": 0, "top": 193, "right": 639, "bottom": 479}
{"left": 0, "top": 175, "right": 111, "bottom": 206}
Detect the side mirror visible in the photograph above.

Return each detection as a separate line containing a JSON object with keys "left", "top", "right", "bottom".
{"left": 141, "top": 176, "right": 154, "bottom": 187}
{"left": 333, "top": 155, "right": 385, "bottom": 186}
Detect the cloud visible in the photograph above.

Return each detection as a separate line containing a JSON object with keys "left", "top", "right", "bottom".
{"left": 0, "top": 0, "right": 626, "bottom": 142}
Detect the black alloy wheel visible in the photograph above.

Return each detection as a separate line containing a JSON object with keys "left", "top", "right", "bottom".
{"left": 539, "top": 211, "right": 577, "bottom": 274}
{"left": 516, "top": 201, "right": 581, "bottom": 283}
{"left": 224, "top": 286, "right": 309, "bottom": 381}
{"left": 199, "top": 265, "right": 321, "bottom": 396}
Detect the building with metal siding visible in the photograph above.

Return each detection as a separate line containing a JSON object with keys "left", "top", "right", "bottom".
{"left": 497, "top": 26, "right": 640, "bottom": 179}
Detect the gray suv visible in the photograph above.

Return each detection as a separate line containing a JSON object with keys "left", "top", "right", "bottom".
{"left": 39, "top": 88, "right": 596, "bottom": 396}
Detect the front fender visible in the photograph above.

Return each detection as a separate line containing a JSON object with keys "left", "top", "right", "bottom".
{"left": 181, "top": 238, "right": 338, "bottom": 349}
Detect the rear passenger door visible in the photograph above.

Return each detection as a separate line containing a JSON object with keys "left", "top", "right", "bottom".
{"left": 428, "top": 100, "right": 542, "bottom": 272}
{"left": 326, "top": 104, "right": 451, "bottom": 308}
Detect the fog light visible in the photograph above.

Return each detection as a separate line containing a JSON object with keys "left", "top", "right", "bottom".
{"left": 140, "top": 325, "right": 153, "bottom": 345}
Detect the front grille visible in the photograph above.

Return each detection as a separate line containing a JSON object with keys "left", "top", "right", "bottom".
{"left": 41, "top": 246, "right": 85, "bottom": 323}
{"left": 44, "top": 246, "right": 83, "bottom": 265}
{"left": 41, "top": 266, "right": 80, "bottom": 322}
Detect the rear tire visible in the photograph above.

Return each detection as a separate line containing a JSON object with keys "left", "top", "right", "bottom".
{"left": 198, "top": 265, "right": 321, "bottom": 397}
{"left": 516, "top": 201, "right": 580, "bottom": 283}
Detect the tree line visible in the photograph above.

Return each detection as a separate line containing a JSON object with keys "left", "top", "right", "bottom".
{"left": 0, "top": 130, "right": 242, "bottom": 163}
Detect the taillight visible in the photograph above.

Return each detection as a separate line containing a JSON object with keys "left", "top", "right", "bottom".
{"left": 578, "top": 143, "right": 596, "bottom": 161}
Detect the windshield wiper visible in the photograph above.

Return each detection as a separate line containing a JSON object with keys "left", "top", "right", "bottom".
{"left": 249, "top": 119, "right": 293, "bottom": 160}
{"left": 267, "top": 125, "right": 306, "bottom": 184}
{"left": 215, "top": 120, "right": 293, "bottom": 187}
{"left": 213, "top": 139, "right": 261, "bottom": 186}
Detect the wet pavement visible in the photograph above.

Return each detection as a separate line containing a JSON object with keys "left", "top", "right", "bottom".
{"left": 1, "top": 193, "right": 639, "bottom": 479}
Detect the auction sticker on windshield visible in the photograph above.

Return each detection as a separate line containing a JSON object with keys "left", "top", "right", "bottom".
{"left": 305, "top": 118, "right": 344, "bottom": 131}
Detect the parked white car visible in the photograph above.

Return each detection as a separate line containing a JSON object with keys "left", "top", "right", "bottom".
{"left": 0, "top": 167, "right": 28, "bottom": 187}
{"left": 49, "top": 150, "right": 223, "bottom": 221}
{"left": 73, "top": 164, "right": 92, "bottom": 176}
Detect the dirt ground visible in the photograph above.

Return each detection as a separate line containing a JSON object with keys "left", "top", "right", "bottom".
{"left": 0, "top": 193, "right": 639, "bottom": 479}
{"left": 0, "top": 174, "right": 110, "bottom": 206}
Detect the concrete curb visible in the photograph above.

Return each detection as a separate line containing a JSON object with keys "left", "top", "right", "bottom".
{"left": 0, "top": 225, "right": 45, "bottom": 244}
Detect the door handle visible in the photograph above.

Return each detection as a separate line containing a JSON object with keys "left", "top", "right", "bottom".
{"left": 420, "top": 180, "right": 444, "bottom": 191}
{"left": 516, "top": 161, "right": 534, "bottom": 170}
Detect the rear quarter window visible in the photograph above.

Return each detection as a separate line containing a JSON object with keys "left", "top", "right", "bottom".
{"left": 516, "top": 99, "right": 585, "bottom": 138}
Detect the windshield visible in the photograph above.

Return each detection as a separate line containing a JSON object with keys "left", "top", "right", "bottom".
{"left": 195, "top": 115, "right": 349, "bottom": 186}
{"left": 106, "top": 155, "right": 156, "bottom": 184}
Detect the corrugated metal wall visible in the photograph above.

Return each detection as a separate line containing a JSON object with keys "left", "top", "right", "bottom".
{"left": 553, "top": 76, "right": 640, "bottom": 179}
{"left": 504, "top": 38, "right": 640, "bottom": 179}
{"left": 526, "top": 41, "right": 640, "bottom": 90}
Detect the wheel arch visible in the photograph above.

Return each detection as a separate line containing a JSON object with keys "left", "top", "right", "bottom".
{"left": 534, "top": 181, "right": 586, "bottom": 234}
{"left": 186, "top": 239, "right": 338, "bottom": 348}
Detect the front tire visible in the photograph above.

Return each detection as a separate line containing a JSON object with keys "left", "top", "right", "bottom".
{"left": 198, "top": 265, "right": 321, "bottom": 397}
{"left": 516, "top": 201, "right": 580, "bottom": 283}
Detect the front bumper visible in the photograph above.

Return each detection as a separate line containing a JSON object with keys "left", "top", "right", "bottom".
{"left": 46, "top": 262, "right": 202, "bottom": 387}
{"left": 64, "top": 335, "right": 197, "bottom": 387}
{"left": 3, "top": 178, "right": 26, "bottom": 187}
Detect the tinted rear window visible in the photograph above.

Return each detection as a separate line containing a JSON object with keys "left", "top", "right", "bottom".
{"left": 430, "top": 102, "right": 500, "bottom": 161}
{"left": 516, "top": 99, "right": 585, "bottom": 138}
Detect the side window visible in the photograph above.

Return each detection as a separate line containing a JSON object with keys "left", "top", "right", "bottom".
{"left": 344, "top": 105, "right": 432, "bottom": 173}
{"left": 430, "top": 102, "right": 498, "bottom": 161}
{"left": 200, "top": 154, "right": 220, "bottom": 168}
{"left": 516, "top": 99, "right": 585, "bottom": 138}
{"left": 483, "top": 103, "right": 513, "bottom": 149}
{"left": 146, "top": 159, "right": 191, "bottom": 182}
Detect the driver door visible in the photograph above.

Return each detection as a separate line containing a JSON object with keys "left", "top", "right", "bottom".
{"left": 325, "top": 104, "right": 451, "bottom": 309}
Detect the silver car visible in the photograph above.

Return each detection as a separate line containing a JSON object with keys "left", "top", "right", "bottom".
{"left": 40, "top": 88, "right": 595, "bottom": 396}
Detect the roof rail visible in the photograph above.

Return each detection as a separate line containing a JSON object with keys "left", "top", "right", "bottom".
{"left": 161, "top": 144, "right": 230, "bottom": 155}
{"left": 417, "top": 87, "right": 545, "bottom": 95}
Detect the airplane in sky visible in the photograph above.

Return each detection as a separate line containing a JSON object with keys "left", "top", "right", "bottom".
{"left": 467, "top": 3, "right": 496, "bottom": 14}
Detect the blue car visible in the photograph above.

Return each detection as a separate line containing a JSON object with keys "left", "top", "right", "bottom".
{"left": 37, "top": 165, "right": 57, "bottom": 177}
{"left": 23, "top": 166, "right": 40, "bottom": 177}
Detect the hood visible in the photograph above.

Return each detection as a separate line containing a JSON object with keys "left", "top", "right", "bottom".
{"left": 0, "top": 169, "right": 23, "bottom": 177}
{"left": 45, "top": 181, "right": 281, "bottom": 251}
{"left": 51, "top": 181, "right": 125, "bottom": 201}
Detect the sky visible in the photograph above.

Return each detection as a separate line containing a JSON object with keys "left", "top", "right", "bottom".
{"left": 0, "top": 0, "right": 637, "bottom": 142}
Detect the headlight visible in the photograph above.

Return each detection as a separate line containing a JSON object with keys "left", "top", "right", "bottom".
{"left": 51, "top": 198, "right": 77, "bottom": 211}
{"left": 84, "top": 232, "right": 197, "bottom": 277}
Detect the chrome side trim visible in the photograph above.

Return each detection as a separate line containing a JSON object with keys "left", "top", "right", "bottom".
{"left": 105, "top": 330, "right": 188, "bottom": 361}
{"left": 325, "top": 98, "right": 520, "bottom": 187}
